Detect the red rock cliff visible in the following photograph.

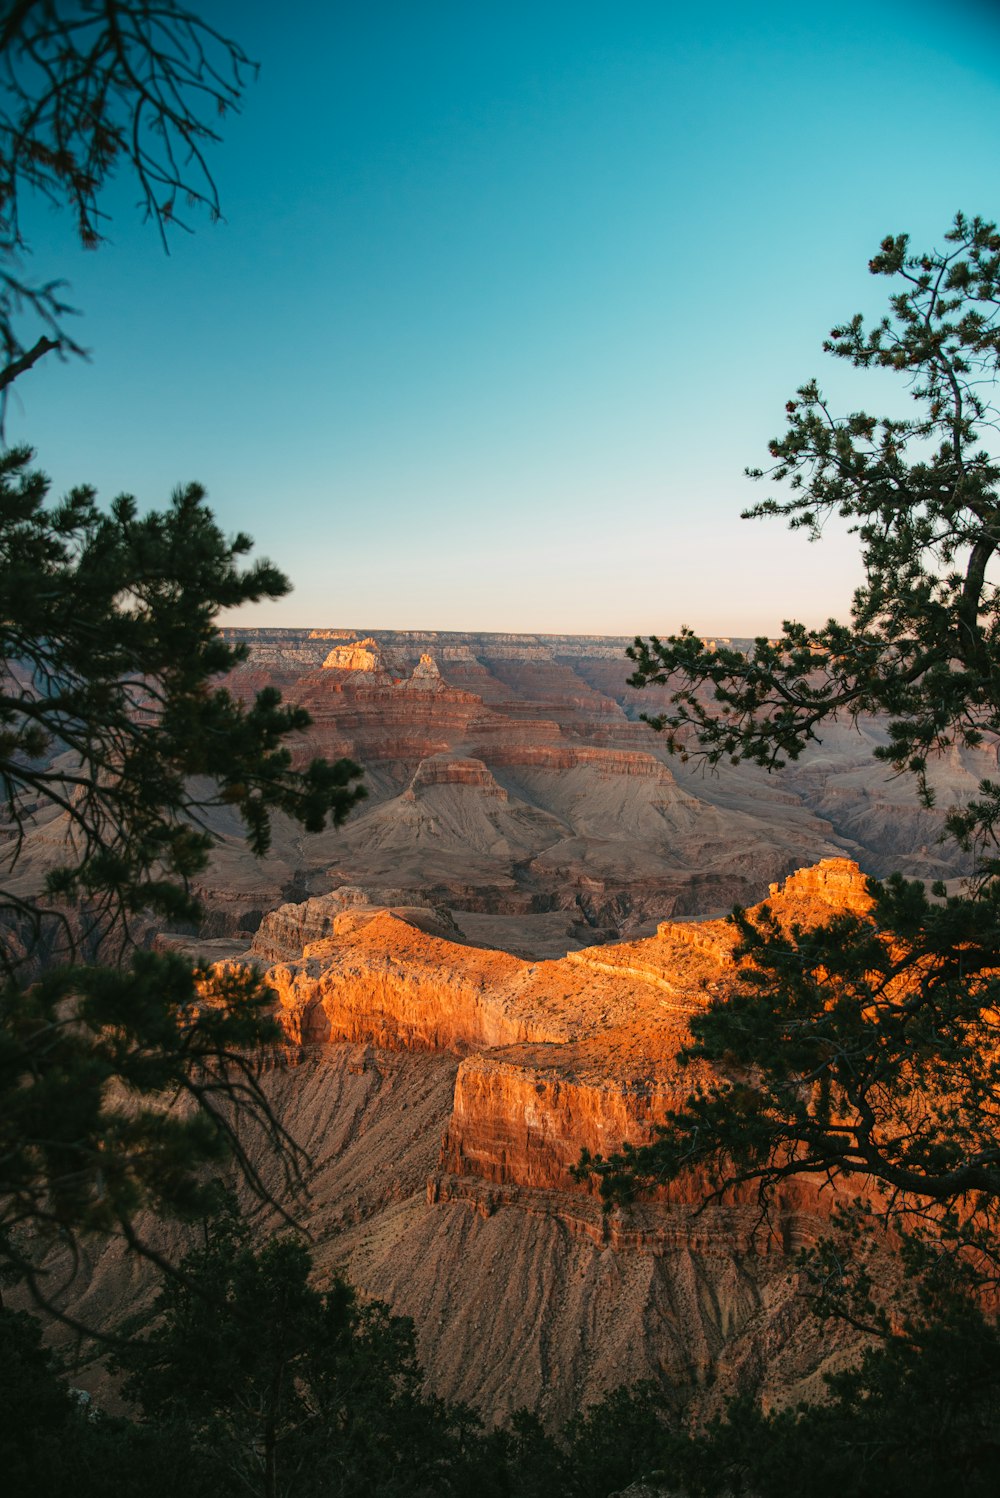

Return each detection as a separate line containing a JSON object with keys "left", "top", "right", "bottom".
{"left": 264, "top": 859, "right": 873, "bottom": 1195}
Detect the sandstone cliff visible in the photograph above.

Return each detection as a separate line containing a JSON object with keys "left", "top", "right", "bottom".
{"left": 204, "top": 860, "right": 871, "bottom": 1426}
{"left": 265, "top": 858, "right": 870, "bottom": 1198}
{"left": 57, "top": 861, "right": 874, "bottom": 1429}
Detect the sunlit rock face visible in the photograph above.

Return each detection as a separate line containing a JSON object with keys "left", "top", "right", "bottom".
{"left": 220, "top": 858, "right": 871, "bottom": 1426}
{"left": 69, "top": 858, "right": 876, "bottom": 1428}
{"left": 182, "top": 628, "right": 985, "bottom": 1425}
{"left": 409, "top": 651, "right": 444, "bottom": 688}
{"left": 265, "top": 857, "right": 871, "bottom": 1196}
{"left": 321, "top": 637, "right": 391, "bottom": 673}
{"left": 50, "top": 627, "right": 985, "bottom": 1421}
{"left": 249, "top": 887, "right": 462, "bottom": 964}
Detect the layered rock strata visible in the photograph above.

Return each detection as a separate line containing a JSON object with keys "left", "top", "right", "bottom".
{"left": 266, "top": 858, "right": 871, "bottom": 1202}
{"left": 236, "top": 859, "right": 875, "bottom": 1423}
{"left": 58, "top": 860, "right": 876, "bottom": 1429}
{"left": 199, "top": 627, "right": 980, "bottom": 952}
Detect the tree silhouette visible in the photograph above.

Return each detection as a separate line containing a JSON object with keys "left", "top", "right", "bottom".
{"left": 595, "top": 215, "right": 1000, "bottom": 1293}
{"left": 0, "top": 1, "right": 256, "bottom": 403}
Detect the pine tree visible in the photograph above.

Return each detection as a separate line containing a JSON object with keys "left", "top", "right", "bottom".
{"left": 593, "top": 214, "right": 1000, "bottom": 1292}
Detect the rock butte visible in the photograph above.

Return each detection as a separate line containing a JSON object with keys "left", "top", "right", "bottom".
{"left": 265, "top": 857, "right": 871, "bottom": 1199}
{"left": 191, "top": 857, "right": 876, "bottom": 1425}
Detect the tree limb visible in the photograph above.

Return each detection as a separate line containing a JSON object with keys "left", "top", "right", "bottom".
{"left": 0, "top": 334, "right": 59, "bottom": 392}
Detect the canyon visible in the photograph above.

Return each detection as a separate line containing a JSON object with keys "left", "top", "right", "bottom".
{"left": 186, "top": 857, "right": 869, "bottom": 1428}
{"left": 41, "top": 630, "right": 984, "bottom": 1425}
{"left": 191, "top": 626, "right": 989, "bottom": 959}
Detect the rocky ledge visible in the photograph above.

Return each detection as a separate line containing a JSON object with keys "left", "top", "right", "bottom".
{"left": 261, "top": 858, "right": 873, "bottom": 1201}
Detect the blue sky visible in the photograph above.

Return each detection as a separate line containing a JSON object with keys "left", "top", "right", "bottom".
{"left": 8, "top": 0, "right": 1000, "bottom": 634}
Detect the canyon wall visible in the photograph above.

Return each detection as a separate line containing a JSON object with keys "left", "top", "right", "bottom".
{"left": 37, "top": 628, "right": 976, "bottom": 1426}
{"left": 265, "top": 858, "right": 870, "bottom": 1199}
{"left": 188, "top": 627, "right": 985, "bottom": 955}
{"left": 215, "top": 859, "right": 876, "bottom": 1425}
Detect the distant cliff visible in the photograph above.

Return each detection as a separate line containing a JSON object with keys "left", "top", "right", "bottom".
{"left": 197, "top": 628, "right": 982, "bottom": 957}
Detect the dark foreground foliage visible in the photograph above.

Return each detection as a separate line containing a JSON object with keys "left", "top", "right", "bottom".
{"left": 8, "top": 1272, "right": 1000, "bottom": 1498}
{"left": 594, "top": 215, "right": 1000, "bottom": 1272}
{"left": 0, "top": 1, "right": 367, "bottom": 1307}
{"left": 576, "top": 213, "right": 1000, "bottom": 1492}
{"left": 0, "top": 0, "right": 257, "bottom": 400}
{"left": 670, "top": 1301, "right": 1000, "bottom": 1498}
{"left": 0, "top": 449, "right": 366, "bottom": 1299}
{"left": 0, "top": 1217, "right": 675, "bottom": 1498}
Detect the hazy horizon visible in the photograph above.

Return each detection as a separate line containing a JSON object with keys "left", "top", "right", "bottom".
{"left": 220, "top": 621, "right": 803, "bottom": 640}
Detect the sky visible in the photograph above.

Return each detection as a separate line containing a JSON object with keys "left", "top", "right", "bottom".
{"left": 8, "top": 0, "right": 1000, "bottom": 635}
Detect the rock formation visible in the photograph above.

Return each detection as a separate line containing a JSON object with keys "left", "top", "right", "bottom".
{"left": 201, "top": 859, "right": 875, "bottom": 1426}
{"left": 22, "top": 626, "right": 978, "bottom": 1429}
{"left": 266, "top": 858, "right": 870, "bottom": 1197}
{"left": 50, "top": 848, "right": 879, "bottom": 1428}
{"left": 321, "top": 637, "right": 391, "bottom": 673}
{"left": 197, "top": 627, "right": 982, "bottom": 952}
